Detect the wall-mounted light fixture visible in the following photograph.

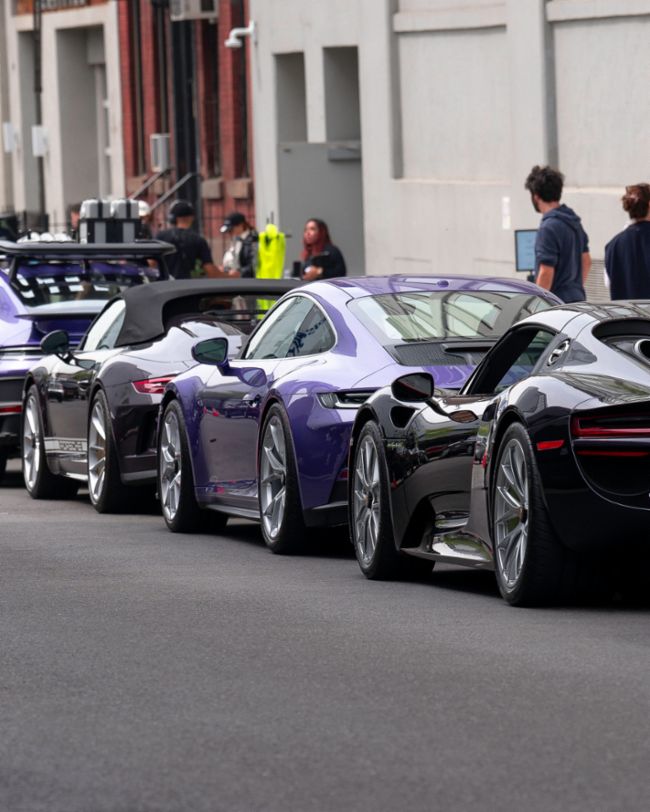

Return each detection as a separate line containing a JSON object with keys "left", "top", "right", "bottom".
{"left": 224, "top": 19, "right": 256, "bottom": 49}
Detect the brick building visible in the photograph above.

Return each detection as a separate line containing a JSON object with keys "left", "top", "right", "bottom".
{"left": 117, "top": 0, "right": 255, "bottom": 254}
{"left": 0, "top": 0, "right": 254, "bottom": 253}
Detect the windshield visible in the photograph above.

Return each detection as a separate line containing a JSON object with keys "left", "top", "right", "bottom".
{"left": 349, "top": 290, "right": 553, "bottom": 344}
{"left": 12, "top": 260, "right": 161, "bottom": 307}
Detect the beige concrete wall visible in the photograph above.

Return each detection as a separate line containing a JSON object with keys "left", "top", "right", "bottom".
{"left": 248, "top": 0, "right": 650, "bottom": 280}
{"left": 3, "top": 2, "right": 124, "bottom": 227}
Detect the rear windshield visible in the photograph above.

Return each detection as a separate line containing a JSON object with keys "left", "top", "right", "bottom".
{"left": 162, "top": 292, "right": 287, "bottom": 336}
{"left": 348, "top": 290, "right": 553, "bottom": 344}
{"left": 12, "top": 260, "right": 161, "bottom": 307}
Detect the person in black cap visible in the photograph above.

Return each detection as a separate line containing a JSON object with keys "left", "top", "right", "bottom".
{"left": 156, "top": 199, "right": 221, "bottom": 279}
{"left": 218, "top": 211, "right": 258, "bottom": 278}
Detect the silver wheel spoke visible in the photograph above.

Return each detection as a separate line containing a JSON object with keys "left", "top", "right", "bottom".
{"left": 259, "top": 415, "right": 288, "bottom": 541}
{"left": 352, "top": 435, "right": 382, "bottom": 566}
{"left": 494, "top": 437, "right": 530, "bottom": 590}
{"left": 23, "top": 396, "right": 42, "bottom": 490}
{"left": 160, "top": 411, "right": 183, "bottom": 523}
{"left": 496, "top": 484, "right": 520, "bottom": 512}
{"left": 88, "top": 400, "right": 109, "bottom": 503}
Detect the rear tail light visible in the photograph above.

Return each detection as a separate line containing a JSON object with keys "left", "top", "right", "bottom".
{"left": 571, "top": 412, "right": 650, "bottom": 457}
{"left": 536, "top": 440, "right": 564, "bottom": 451}
{"left": 0, "top": 404, "right": 21, "bottom": 414}
{"left": 132, "top": 376, "right": 175, "bottom": 395}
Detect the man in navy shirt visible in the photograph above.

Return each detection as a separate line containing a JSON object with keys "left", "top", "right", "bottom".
{"left": 525, "top": 165, "right": 591, "bottom": 302}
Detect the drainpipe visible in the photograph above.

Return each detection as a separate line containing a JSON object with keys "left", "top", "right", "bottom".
{"left": 33, "top": 0, "right": 47, "bottom": 231}
{"left": 170, "top": 18, "right": 200, "bottom": 229}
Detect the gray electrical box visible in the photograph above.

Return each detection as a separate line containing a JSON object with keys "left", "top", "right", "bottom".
{"left": 170, "top": 0, "right": 218, "bottom": 22}
{"left": 150, "top": 133, "right": 171, "bottom": 173}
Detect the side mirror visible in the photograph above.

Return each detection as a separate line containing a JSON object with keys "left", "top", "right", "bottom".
{"left": 391, "top": 372, "right": 435, "bottom": 403}
{"left": 41, "top": 329, "right": 70, "bottom": 357}
{"left": 391, "top": 371, "right": 478, "bottom": 423}
{"left": 192, "top": 336, "right": 230, "bottom": 369}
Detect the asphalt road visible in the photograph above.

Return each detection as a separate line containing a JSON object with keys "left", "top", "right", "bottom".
{"left": 2, "top": 459, "right": 650, "bottom": 812}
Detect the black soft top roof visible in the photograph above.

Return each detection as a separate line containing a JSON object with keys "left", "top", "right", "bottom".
{"left": 113, "top": 278, "right": 301, "bottom": 346}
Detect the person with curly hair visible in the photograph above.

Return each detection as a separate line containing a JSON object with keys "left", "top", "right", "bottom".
{"left": 524, "top": 165, "right": 591, "bottom": 302}
{"left": 604, "top": 184, "right": 650, "bottom": 300}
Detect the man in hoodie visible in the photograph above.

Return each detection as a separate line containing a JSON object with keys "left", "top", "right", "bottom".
{"left": 525, "top": 165, "right": 591, "bottom": 302}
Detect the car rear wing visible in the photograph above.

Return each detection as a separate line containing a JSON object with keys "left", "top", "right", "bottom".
{"left": 0, "top": 240, "right": 177, "bottom": 281}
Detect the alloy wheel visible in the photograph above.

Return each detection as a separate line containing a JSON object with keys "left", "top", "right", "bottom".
{"left": 88, "top": 399, "right": 107, "bottom": 503}
{"left": 259, "top": 415, "right": 287, "bottom": 540}
{"left": 352, "top": 434, "right": 381, "bottom": 566}
{"left": 23, "top": 394, "right": 41, "bottom": 491}
{"left": 494, "top": 437, "right": 529, "bottom": 588}
{"left": 160, "top": 409, "right": 182, "bottom": 522}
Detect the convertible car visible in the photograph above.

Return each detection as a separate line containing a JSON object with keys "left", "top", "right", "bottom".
{"left": 22, "top": 278, "right": 297, "bottom": 511}
{"left": 156, "top": 275, "right": 559, "bottom": 549}
{"left": 0, "top": 238, "right": 173, "bottom": 482}
{"left": 348, "top": 301, "right": 650, "bottom": 606}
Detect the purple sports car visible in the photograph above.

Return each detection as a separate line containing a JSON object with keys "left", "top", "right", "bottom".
{"left": 0, "top": 239, "right": 173, "bottom": 482}
{"left": 157, "top": 275, "right": 560, "bottom": 551}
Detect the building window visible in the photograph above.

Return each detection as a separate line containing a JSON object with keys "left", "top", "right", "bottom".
{"left": 128, "top": 0, "right": 145, "bottom": 175}
{"left": 153, "top": 2, "right": 169, "bottom": 134}
{"left": 201, "top": 21, "right": 220, "bottom": 177}
{"left": 232, "top": 0, "right": 249, "bottom": 178}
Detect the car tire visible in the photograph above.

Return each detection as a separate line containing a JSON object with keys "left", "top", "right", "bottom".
{"left": 22, "top": 385, "right": 79, "bottom": 500}
{"left": 258, "top": 403, "right": 308, "bottom": 554}
{"left": 351, "top": 421, "right": 432, "bottom": 581}
{"left": 0, "top": 452, "right": 7, "bottom": 484}
{"left": 87, "top": 390, "right": 131, "bottom": 514}
{"left": 492, "top": 422, "right": 569, "bottom": 606}
{"left": 159, "top": 399, "right": 227, "bottom": 533}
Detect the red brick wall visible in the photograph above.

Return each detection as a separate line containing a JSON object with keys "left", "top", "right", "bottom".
{"left": 118, "top": 0, "right": 256, "bottom": 252}
{"left": 117, "top": 0, "right": 137, "bottom": 180}
{"left": 15, "top": 0, "right": 107, "bottom": 13}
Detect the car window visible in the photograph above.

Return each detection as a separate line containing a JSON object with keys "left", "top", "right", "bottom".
{"left": 11, "top": 260, "right": 157, "bottom": 307}
{"left": 81, "top": 300, "right": 126, "bottom": 351}
{"left": 286, "top": 304, "right": 335, "bottom": 357}
{"left": 466, "top": 327, "right": 556, "bottom": 395}
{"left": 244, "top": 296, "right": 314, "bottom": 360}
{"left": 348, "top": 290, "right": 553, "bottom": 344}
{"left": 244, "top": 296, "right": 334, "bottom": 360}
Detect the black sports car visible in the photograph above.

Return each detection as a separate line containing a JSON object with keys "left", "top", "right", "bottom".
{"left": 349, "top": 302, "right": 650, "bottom": 606}
{"left": 22, "top": 278, "right": 298, "bottom": 511}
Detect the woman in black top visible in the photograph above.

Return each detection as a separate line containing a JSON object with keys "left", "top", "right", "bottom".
{"left": 605, "top": 184, "right": 650, "bottom": 300}
{"left": 297, "top": 218, "right": 347, "bottom": 280}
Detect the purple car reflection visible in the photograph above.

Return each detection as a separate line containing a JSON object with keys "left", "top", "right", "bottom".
{"left": 159, "top": 274, "right": 560, "bottom": 552}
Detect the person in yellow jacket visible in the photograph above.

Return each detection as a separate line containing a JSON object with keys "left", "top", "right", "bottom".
{"left": 256, "top": 223, "right": 286, "bottom": 314}
{"left": 256, "top": 223, "right": 286, "bottom": 280}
